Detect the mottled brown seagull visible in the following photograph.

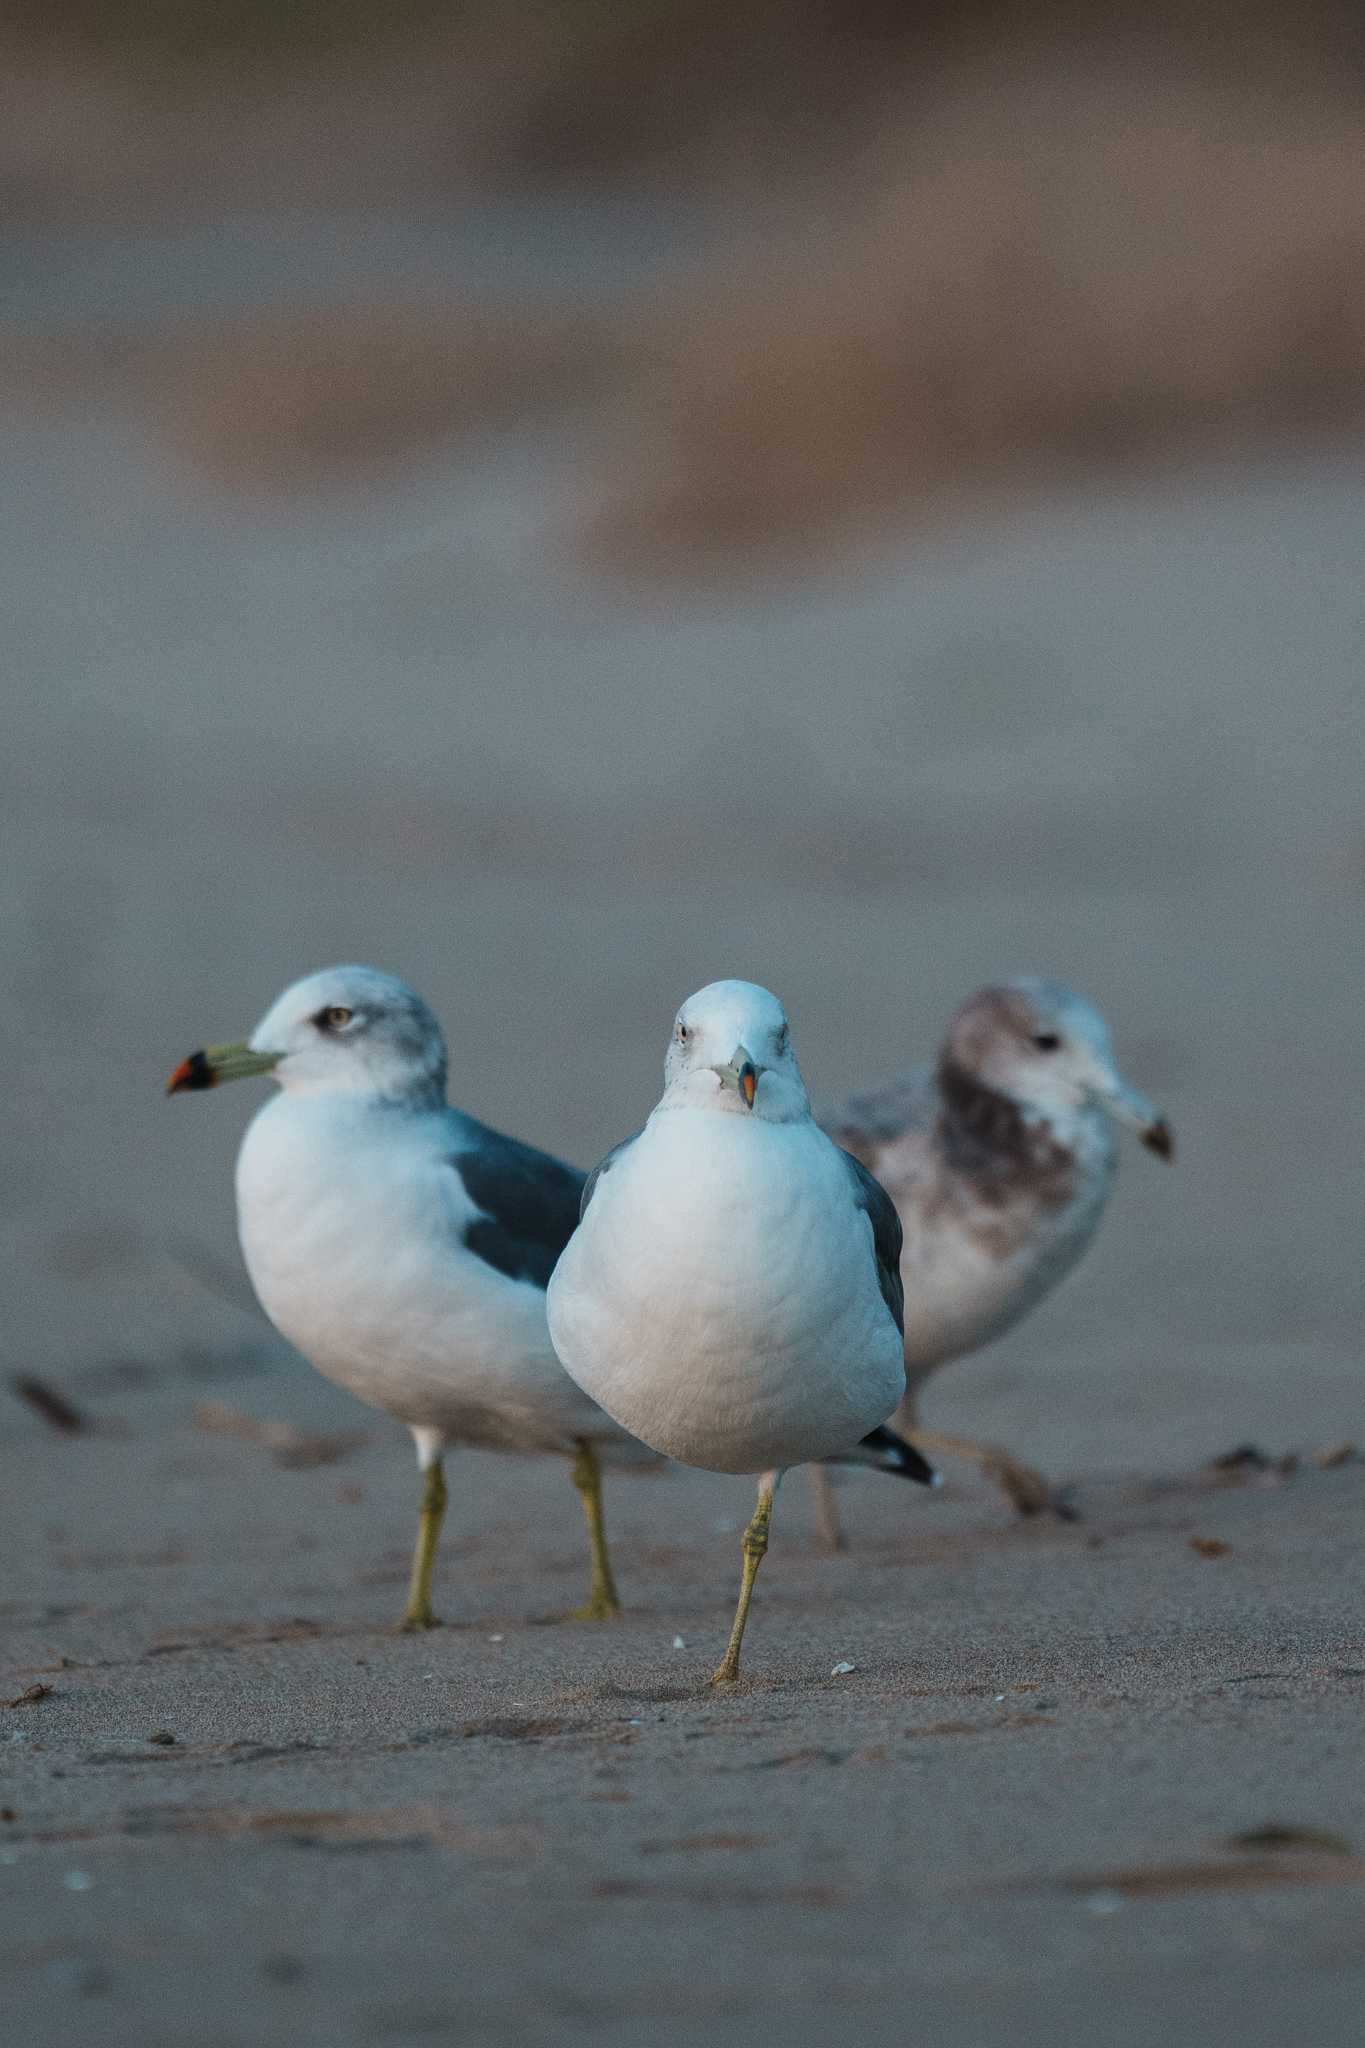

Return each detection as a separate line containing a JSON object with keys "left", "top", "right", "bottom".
{"left": 815, "top": 978, "right": 1172, "bottom": 1537}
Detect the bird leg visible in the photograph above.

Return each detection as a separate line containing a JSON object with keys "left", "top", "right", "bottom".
{"left": 905, "top": 1428, "right": 1075, "bottom": 1521}
{"left": 399, "top": 1457, "right": 448, "bottom": 1630}
{"left": 804, "top": 1463, "right": 846, "bottom": 1553}
{"left": 566, "top": 1439, "right": 621, "bottom": 1620}
{"left": 711, "top": 1472, "right": 780, "bottom": 1685}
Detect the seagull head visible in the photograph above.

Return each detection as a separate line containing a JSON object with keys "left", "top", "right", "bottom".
{"left": 167, "top": 966, "right": 448, "bottom": 1106}
{"left": 662, "top": 979, "right": 809, "bottom": 1122}
{"left": 944, "top": 978, "right": 1172, "bottom": 1158}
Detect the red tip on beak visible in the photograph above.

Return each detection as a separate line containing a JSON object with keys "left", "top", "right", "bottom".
{"left": 738, "top": 1063, "right": 758, "bottom": 1109}
{"left": 166, "top": 1051, "right": 216, "bottom": 1096}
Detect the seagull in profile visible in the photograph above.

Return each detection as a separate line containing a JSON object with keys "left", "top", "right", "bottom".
{"left": 167, "top": 965, "right": 660, "bottom": 1630}
{"left": 817, "top": 977, "right": 1173, "bottom": 1533}
{"left": 547, "top": 979, "right": 931, "bottom": 1685}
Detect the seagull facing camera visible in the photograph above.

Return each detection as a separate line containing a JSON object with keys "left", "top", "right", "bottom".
{"left": 547, "top": 978, "right": 931, "bottom": 1686}
{"left": 662, "top": 982, "right": 801, "bottom": 1119}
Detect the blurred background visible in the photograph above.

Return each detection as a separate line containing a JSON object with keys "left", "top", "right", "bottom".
{"left": 5, "top": 0, "right": 1365, "bottom": 1474}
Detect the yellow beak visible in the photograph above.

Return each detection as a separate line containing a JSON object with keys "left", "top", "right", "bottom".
{"left": 713, "top": 1044, "right": 761, "bottom": 1110}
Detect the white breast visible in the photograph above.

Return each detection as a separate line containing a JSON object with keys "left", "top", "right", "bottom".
{"left": 235, "top": 1093, "right": 641, "bottom": 1457}
{"left": 547, "top": 1108, "right": 906, "bottom": 1474}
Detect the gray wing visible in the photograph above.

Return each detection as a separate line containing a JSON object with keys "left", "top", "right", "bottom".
{"left": 817, "top": 1060, "right": 939, "bottom": 1166}
{"left": 452, "top": 1118, "right": 586, "bottom": 1291}
{"left": 836, "top": 1146, "right": 905, "bottom": 1335}
{"left": 578, "top": 1129, "right": 643, "bottom": 1222}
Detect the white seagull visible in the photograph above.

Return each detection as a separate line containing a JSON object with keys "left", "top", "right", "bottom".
{"left": 546, "top": 979, "right": 928, "bottom": 1685}
{"left": 817, "top": 977, "right": 1173, "bottom": 1529}
{"left": 167, "top": 965, "right": 660, "bottom": 1630}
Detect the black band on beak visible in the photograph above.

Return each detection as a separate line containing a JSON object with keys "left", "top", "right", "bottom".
{"left": 167, "top": 1050, "right": 216, "bottom": 1095}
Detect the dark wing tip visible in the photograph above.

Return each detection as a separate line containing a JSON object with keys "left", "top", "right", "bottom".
{"left": 858, "top": 1424, "right": 937, "bottom": 1486}
{"left": 822, "top": 1425, "right": 937, "bottom": 1486}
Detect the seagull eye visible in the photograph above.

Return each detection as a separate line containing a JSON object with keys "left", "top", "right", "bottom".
{"left": 316, "top": 1006, "right": 354, "bottom": 1032}
{"left": 1032, "top": 1032, "right": 1061, "bottom": 1053}
{"left": 675, "top": 1022, "right": 690, "bottom": 1045}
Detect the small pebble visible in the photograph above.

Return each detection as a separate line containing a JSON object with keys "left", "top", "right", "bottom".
{"left": 830, "top": 1661, "right": 856, "bottom": 1677}
{"left": 672, "top": 1635, "right": 686, "bottom": 1651}
{"left": 147, "top": 1729, "right": 176, "bottom": 1747}
{"left": 1, "top": 1847, "right": 20, "bottom": 1866}
{"left": 488, "top": 1634, "right": 504, "bottom": 1644}
{"left": 64, "top": 1871, "right": 93, "bottom": 1892}
{"left": 1084, "top": 1889, "right": 1125, "bottom": 1915}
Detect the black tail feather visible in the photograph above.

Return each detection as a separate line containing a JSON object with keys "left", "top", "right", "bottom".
{"left": 825, "top": 1424, "right": 937, "bottom": 1487}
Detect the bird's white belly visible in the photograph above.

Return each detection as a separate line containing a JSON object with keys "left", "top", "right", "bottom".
{"left": 898, "top": 1148, "right": 1114, "bottom": 1385}
{"left": 236, "top": 1098, "right": 622, "bottom": 1456}
{"left": 548, "top": 1114, "right": 905, "bottom": 1473}
{"left": 901, "top": 1224, "right": 1053, "bottom": 1372}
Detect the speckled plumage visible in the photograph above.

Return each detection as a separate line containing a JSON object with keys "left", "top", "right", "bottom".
{"left": 819, "top": 979, "right": 1171, "bottom": 1443}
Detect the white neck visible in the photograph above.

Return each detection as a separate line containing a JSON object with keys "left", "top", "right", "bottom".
{"left": 658, "top": 1068, "right": 810, "bottom": 1126}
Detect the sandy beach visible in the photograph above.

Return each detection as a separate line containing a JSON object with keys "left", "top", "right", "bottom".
{"left": 4, "top": 192, "right": 1365, "bottom": 2045}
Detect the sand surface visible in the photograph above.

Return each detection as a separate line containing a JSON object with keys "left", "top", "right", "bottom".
{"left": 4, "top": 206, "right": 1365, "bottom": 2045}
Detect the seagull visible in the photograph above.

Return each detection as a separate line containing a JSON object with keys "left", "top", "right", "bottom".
{"left": 167, "top": 965, "right": 662, "bottom": 1630}
{"left": 546, "top": 979, "right": 931, "bottom": 1685}
{"left": 816, "top": 977, "right": 1173, "bottom": 1532}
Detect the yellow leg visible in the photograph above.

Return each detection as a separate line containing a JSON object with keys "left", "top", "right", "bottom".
{"left": 566, "top": 1439, "right": 621, "bottom": 1620}
{"left": 399, "top": 1458, "right": 447, "bottom": 1630}
{"left": 805, "top": 1464, "right": 846, "bottom": 1553}
{"left": 711, "top": 1472, "right": 779, "bottom": 1686}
